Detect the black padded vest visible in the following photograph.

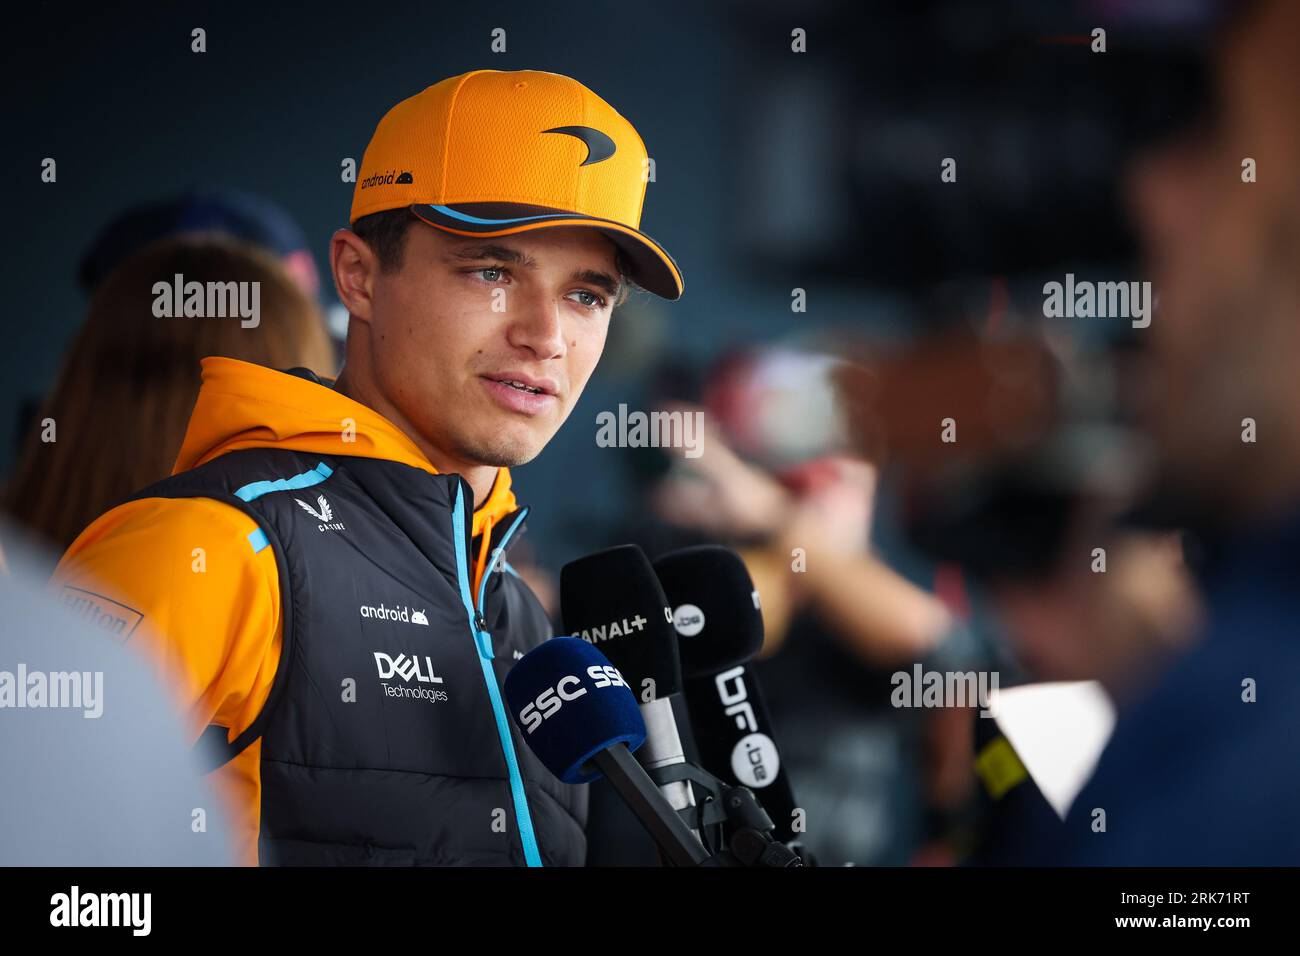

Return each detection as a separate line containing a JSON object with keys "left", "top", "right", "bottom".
{"left": 130, "top": 447, "right": 587, "bottom": 865}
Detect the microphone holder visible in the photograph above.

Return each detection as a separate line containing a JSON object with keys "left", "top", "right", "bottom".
{"left": 648, "top": 763, "right": 805, "bottom": 867}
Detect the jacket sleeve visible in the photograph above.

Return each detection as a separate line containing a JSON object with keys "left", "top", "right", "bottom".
{"left": 49, "top": 496, "right": 283, "bottom": 745}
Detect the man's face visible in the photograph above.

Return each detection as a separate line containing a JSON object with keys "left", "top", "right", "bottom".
{"left": 361, "top": 222, "right": 620, "bottom": 469}
{"left": 1128, "top": 0, "right": 1300, "bottom": 512}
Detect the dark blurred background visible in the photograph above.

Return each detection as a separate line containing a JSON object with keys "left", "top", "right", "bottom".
{"left": 3, "top": 0, "right": 1222, "bottom": 561}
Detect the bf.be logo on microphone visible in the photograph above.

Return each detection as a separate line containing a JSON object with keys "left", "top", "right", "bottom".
{"left": 517, "top": 664, "right": 628, "bottom": 734}
{"left": 714, "top": 666, "right": 780, "bottom": 789}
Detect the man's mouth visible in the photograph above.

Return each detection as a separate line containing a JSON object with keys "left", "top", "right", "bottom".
{"left": 492, "top": 378, "right": 544, "bottom": 394}
{"left": 480, "top": 373, "right": 560, "bottom": 416}
{"left": 481, "top": 373, "right": 559, "bottom": 397}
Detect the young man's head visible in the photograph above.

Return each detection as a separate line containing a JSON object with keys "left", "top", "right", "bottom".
{"left": 331, "top": 70, "right": 683, "bottom": 481}
{"left": 333, "top": 210, "right": 625, "bottom": 469}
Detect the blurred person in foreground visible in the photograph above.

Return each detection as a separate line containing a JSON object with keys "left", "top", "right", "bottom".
{"left": 1039, "top": 0, "right": 1300, "bottom": 864}
{"left": 965, "top": 510, "right": 1202, "bottom": 865}
{"left": 0, "top": 520, "right": 233, "bottom": 865}
{"left": 3, "top": 236, "right": 334, "bottom": 562}
{"left": 828, "top": 311, "right": 1215, "bottom": 862}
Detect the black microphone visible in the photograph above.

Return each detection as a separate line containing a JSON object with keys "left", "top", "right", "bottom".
{"left": 561, "top": 545, "right": 699, "bottom": 826}
{"left": 503, "top": 637, "right": 708, "bottom": 866}
{"left": 655, "top": 545, "right": 803, "bottom": 845}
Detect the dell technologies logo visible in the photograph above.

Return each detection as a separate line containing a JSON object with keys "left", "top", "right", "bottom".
{"left": 373, "top": 652, "right": 448, "bottom": 703}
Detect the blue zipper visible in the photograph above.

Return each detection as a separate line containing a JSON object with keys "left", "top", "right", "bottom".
{"left": 451, "top": 484, "right": 542, "bottom": 867}
{"left": 476, "top": 507, "right": 531, "bottom": 624}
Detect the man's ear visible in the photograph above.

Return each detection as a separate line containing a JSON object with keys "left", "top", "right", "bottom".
{"left": 330, "top": 229, "right": 378, "bottom": 323}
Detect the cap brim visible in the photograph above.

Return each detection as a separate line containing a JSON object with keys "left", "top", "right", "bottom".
{"left": 410, "top": 203, "right": 683, "bottom": 300}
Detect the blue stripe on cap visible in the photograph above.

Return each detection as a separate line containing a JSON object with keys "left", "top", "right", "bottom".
{"left": 428, "top": 204, "right": 571, "bottom": 227}
{"left": 247, "top": 528, "right": 270, "bottom": 553}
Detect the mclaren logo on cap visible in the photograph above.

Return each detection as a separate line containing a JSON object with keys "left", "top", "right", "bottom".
{"left": 542, "top": 125, "right": 616, "bottom": 166}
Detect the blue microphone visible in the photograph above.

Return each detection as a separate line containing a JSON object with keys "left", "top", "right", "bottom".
{"left": 505, "top": 637, "right": 708, "bottom": 865}
{"left": 504, "top": 637, "right": 646, "bottom": 784}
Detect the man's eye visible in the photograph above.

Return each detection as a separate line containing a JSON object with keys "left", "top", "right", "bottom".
{"left": 569, "top": 289, "right": 607, "bottom": 310}
{"left": 473, "top": 267, "right": 508, "bottom": 283}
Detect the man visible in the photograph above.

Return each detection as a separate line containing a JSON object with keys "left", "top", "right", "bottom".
{"left": 1044, "top": 0, "right": 1300, "bottom": 864}
{"left": 51, "top": 69, "right": 684, "bottom": 866}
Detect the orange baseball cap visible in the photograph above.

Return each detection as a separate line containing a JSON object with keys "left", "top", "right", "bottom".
{"left": 350, "top": 69, "right": 684, "bottom": 300}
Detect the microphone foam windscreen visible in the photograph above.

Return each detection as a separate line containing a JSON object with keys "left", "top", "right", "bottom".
{"left": 503, "top": 637, "right": 646, "bottom": 784}
{"left": 654, "top": 546, "right": 765, "bottom": 679}
{"left": 560, "top": 544, "right": 682, "bottom": 698}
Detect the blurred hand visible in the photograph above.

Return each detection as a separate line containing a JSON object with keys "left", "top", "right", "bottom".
{"left": 776, "top": 457, "right": 877, "bottom": 558}
{"left": 652, "top": 402, "right": 791, "bottom": 538}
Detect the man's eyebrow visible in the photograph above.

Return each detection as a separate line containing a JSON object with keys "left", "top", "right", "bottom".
{"left": 447, "top": 242, "right": 619, "bottom": 298}
{"left": 447, "top": 243, "right": 537, "bottom": 267}
{"left": 449, "top": 240, "right": 621, "bottom": 297}
{"left": 571, "top": 268, "right": 620, "bottom": 297}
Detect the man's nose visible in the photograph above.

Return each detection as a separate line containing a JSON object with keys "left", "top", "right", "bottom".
{"left": 506, "top": 290, "right": 567, "bottom": 360}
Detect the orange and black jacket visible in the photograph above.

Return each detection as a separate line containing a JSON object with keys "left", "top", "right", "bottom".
{"left": 52, "top": 357, "right": 587, "bottom": 865}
